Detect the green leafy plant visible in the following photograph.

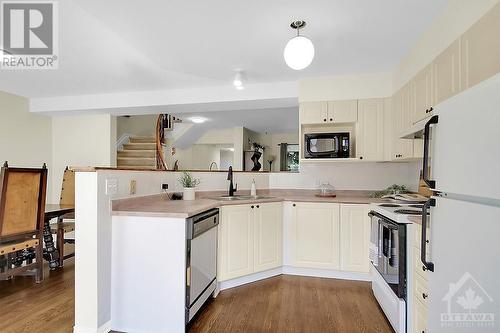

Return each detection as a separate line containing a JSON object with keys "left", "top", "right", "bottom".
{"left": 178, "top": 171, "right": 200, "bottom": 188}
{"left": 370, "top": 184, "right": 409, "bottom": 198}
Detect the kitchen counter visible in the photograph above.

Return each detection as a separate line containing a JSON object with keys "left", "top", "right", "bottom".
{"left": 111, "top": 189, "right": 392, "bottom": 218}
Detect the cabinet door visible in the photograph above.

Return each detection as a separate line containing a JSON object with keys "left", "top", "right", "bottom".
{"left": 290, "top": 202, "right": 340, "bottom": 269}
{"left": 461, "top": 3, "right": 500, "bottom": 90}
{"left": 413, "top": 298, "right": 428, "bottom": 333}
{"left": 391, "top": 87, "right": 414, "bottom": 161}
{"left": 433, "top": 39, "right": 461, "bottom": 104}
{"left": 328, "top": 100, "right": 358, "bottom": 123}
{"left": 340, "top": 204, "right": 370, "bottom": 272}
{"left": 254, "top": 202, "right": 283, "bottom": 273}
{"left": 412, "top": 65, "right": 434, "bottom": 123}
{"left": 299, "top": 102, "right": 328, "bottom": 125}
{"left": 356, "top": 99, "right": 384, "bottom": 161}
{"left": 218, "top": 205, "right": 254, "bottom": 281}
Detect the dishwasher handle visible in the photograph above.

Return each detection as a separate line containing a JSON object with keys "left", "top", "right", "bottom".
{"left": 187, "top": 208, "right": 219, "bottom": 239}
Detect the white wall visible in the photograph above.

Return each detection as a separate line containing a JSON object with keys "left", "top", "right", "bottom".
{"left": 299, "top": 73, "right": 393, "bottom": 102}
{"left": 51, "top": 114, "right": 117, "bottom": 202}
{"left": 117, "top": 114, "right": 157, "bottom": 138}
{"left": 393, "top": 0, "right": 500, "bottom": 90}
{"left": 0, "top": 91, "right": 53, "bottom": 197}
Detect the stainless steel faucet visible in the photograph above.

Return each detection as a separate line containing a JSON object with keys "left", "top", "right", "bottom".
{"left": 227, "top": 166, "right": 237, "bottom": 196}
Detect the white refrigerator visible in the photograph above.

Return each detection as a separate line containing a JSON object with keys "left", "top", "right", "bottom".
{"left": 421, "top": 74, "right": 500, "bottom": 333}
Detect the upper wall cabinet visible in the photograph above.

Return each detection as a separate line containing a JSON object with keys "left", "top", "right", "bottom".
{"left": 300, "top": 100, "right": 357, "bottom": 125}
{"left": 327, "top": 100, "right": 358, "bottom": 123}
{"left": 460, "top": 3, "right": 500, "bottom": 90}
{"left": 356, "top": 99, "right": 384, "bottom": 161}
{"left": 433, "top": 39, "right": 461, "bottom": 105}
{"left": 412, "top": 64, "right": 434, "bottom": 124}
{"left": 299, "top": 102, "right": 328, "bottom": 125}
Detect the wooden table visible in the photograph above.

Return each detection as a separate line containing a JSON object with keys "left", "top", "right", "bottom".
{"left": 44, "top": 205, "right": 74, "bottom": 269}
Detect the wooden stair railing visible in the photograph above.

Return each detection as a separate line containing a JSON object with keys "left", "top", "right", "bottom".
{"left": 155, "top": 114, "right": 182, "bottom": 170}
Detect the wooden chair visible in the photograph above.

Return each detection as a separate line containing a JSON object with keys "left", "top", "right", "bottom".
{"left": 0, "top": 162, "right": 47, "bottom": 283}
{"left": 51, "top": 167, "right": 75, "bottom": 267}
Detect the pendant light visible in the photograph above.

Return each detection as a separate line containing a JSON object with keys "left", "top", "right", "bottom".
{"left": 284, "top": 20, "right": 315, "bottom": 70}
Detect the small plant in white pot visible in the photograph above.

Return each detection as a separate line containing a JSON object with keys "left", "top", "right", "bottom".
{"left": 179, "top": 171, "right": 200, "bottom": 201}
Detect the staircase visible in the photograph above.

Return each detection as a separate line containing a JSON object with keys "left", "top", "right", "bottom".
{"left": 117, "top": 136, "right": 156, "bottom": 169}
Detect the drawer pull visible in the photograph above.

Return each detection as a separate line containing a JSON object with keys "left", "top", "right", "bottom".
{"left": 422, "top": 265, "right": 427, "bottom": 272}
{"left": 422, "top": 293, "right": 428, "bottom": 299}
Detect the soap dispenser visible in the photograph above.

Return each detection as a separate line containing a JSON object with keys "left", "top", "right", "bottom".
{"left": 251, "top": 179, "right": 257, "bottom": 197}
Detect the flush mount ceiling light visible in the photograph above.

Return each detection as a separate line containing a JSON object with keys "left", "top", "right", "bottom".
{"left": 233, "top": 71, "right": 245, "bottom": 90}
{"left": 284, "top": 20, "right": 315, "bottom": 70}
{"left": 189, "top": 117, "right": 207, "bottom": 124}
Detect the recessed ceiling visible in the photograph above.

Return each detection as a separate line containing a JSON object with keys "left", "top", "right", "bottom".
{"left": 0, "top": 0, "right": 448, "bottom": 98}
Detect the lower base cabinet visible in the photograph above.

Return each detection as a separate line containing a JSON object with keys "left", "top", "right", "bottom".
{"left": 290, "top": 202, "right": 340, "bottom": 269}
{"left": 218, "top": 202, "right": 282, "bottom": 282}
{"left": 340, "top": 204, "right": 370, "bottom": 273}
{"left": 218, "top": 201, "right": 372, "bottom": 282}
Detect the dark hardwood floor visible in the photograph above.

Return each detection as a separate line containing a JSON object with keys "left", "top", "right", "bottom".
{"left": 0, "top": 258, "right": 393, "bottom": 333}
{"left": 188, "top": 275, "right": 394, "bottom": 333}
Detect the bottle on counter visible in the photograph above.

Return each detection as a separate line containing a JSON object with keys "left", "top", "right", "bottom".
{"left": 251, "top": 179, "right": 257, "bottom": 197}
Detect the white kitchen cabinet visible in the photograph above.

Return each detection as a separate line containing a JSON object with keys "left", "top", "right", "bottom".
{"left": 299, "top": 102, "right": 328, "bottom": 124}
{"left": 254, "top": 202, "right": 283, "bottom": 273}
{"left": 340, "top": 204, "right": 370, "bottom": 273}
{"left": 413, "top": 299, "right": 428, "bottom": 333}
{"left": 356, "top": 99, "right": 384, "bottom": 161}
{"left": 391, "top": 89, "right": 414, "bottom": 161}
{"left": 433, "top": 39, "right": 461, "bottom": 105}
{"left": 218, "top": 205, "right": 254, "bottom": 281}
{"left": 327, "top": 100, "right": 358, "bottom": 123}
{"left": 218, "top": 202, "right": 282, "bottom": 281}
{"left": 299, "top": 100, "right": 357, "bottom": 125}
{"left": 460, "top": 3, "right": 500, "bottom": 90}
{"left": 290, "top": 202, "right": 340, "bottom": 269}
{"left": 412, "top": 64, "right": 434, "bottom": 124}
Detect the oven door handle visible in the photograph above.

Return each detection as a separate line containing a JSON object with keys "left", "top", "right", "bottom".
{"left": 421, "top": 198, "right": 435, "bottom": 272}
{"left": 423, "top": 115, "right": 439, "bottom": 188}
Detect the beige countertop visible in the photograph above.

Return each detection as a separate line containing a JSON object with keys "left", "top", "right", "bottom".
{"left": 111, "top": 189, "right": 393, "bottom": 219}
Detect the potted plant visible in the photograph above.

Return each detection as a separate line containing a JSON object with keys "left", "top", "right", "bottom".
{"left": 178, "top": 171, "right": 200, "bottom": 200}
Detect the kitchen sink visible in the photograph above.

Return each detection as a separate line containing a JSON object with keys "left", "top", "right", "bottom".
{"left": 213, "top": 195, "right": 276, "bottom": 201}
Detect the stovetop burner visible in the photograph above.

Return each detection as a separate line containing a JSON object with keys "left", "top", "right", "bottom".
{"left": 379, "top": 203, "right": 402, "bottom": 207}
{"left": 409, "top": 204, "right": 424, "bottom": 208}
{"left": 394, "top": 209, "right": 425, "bottom": 215}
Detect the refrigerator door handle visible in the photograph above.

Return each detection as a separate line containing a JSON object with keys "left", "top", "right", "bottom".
{"left": 422, "top": 115, "right": 439, "bottom": 188}
{"left": 421, "top": 198, "right": 435, "bottom": 272}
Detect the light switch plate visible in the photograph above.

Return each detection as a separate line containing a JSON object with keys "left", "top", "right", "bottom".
{"left": 130, "top": 180, "right": 137, "bottom": 195}
{"left": 106, "top": 178, "right": 118, "bottom": 195}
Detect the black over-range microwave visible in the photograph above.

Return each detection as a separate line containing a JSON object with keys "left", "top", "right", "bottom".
{"left": 303, "top": 133, "right": 350, "bottom": 159}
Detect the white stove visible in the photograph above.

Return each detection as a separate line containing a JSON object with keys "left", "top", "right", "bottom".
{"left": 369, "top": 202, "right": 426, "bottom": 224}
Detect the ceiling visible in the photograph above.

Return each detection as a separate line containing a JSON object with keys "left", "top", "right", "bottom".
{"left": 173, "top": 107, "right": 298, "bottom": 134}
{"left": 0, "top": 0, "right": 448, "bottom": 99}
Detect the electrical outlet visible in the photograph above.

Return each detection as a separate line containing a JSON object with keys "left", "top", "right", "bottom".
{"left": 130, "top": 180, "right": 137, "bottom": 195}
{"left": 106, "top": 178, "right": 118, "bottom": 195}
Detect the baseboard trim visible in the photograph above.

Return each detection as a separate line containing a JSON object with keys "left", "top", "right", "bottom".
{"left": 219, "top": 266, "right": 371, "bottom": 290}
{"left": 282, "top": 266, "right": 371, "bottom": 282}
{"left": 73, "top": 320, "right": 111, "bottom": 333}
{"left": 219, "top": 267, "right": 282, "bottom": 290}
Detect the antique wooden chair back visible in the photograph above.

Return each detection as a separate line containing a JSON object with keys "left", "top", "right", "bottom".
{"left": 59, "top": 167, "right": 75, "bottom": 206}
{"left": 0, "top": 162, "right": 47, "bottom": 283}
{"left": 0, "top": 163, "right": 47, "bottom": 240}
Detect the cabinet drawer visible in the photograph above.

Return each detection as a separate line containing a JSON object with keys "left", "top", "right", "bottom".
{"left": 413, "top": 248, "right": 429, "bottom": 280}
{"left": 413, "top": 271, "right": 429, "bottom": 307}
{"left": 413, "top": 297, "right": 428, "bottom": 333}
